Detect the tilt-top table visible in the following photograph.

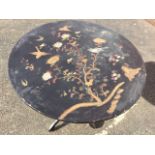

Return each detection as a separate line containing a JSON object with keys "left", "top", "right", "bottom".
{"left": 8, "top": 20, "right": 146, "bottom": 131}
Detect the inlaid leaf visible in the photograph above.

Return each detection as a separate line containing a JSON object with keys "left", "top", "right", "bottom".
{"left": 63, "top": 91, "right": 67, "bottom": 96}
{"left": 82, "top": 58, "right": 88, "bottom": 64}
{"left": 93, "top": 38, "right": 106, "bottom": 45}
{"left": 21, "top": 79, "right": 28, "bottom": 87}
{"left": 36, "top": 36, "right": 44, "bottom": 41}
{"left": 107, "top": 99, "right": 119, "bottom": 114}
{"left": 46, "top": 55, "right": 60, "bottom": 65}
{"left": 88, "top": 47, "right": 103, "bottom": 53}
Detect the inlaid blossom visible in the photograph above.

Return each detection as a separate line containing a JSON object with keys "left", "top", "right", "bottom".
{"left": 53, "top": 42, "right": 63, "bottom": 48}
{"left": 61, "top": 33, "right": 70, "bottom": 40}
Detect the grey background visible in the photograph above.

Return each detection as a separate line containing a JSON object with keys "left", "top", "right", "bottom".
{"left": 0, "top": 19, "right": 155, "bottom": 135}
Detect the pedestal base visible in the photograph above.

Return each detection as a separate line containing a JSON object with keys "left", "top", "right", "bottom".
{"left": 49, "top": 119, "right": 105, "bottom": 131}
{"left": 89, "top": 120, "right": 105, "bottom": 129}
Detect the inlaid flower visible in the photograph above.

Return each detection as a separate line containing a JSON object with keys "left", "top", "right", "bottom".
{"left": 42, "top": 71, "right": 52, "bottom": 81}
{"left": 109, "top": 54, "right": 125, "bottom": 65}
{"left": 53, "top": 42, "right": 63, "bottom": 48}
{"left": 111, "top": 71, "right": 121, "bottom": 81}
{"left": 61, "top": 33, "right": 70, "bottom": 40}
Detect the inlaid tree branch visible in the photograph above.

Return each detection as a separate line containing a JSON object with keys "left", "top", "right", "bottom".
{"left": 39, "top": 45, "right": 125, "bottom": 120}
{"left": 53, "top": 53, "right": 125, "bottom": 120}
{"left": 33, "top": 27, "right": 127, "bottom": 120}
{"left": 59, "top": 82, "right": 124, "bottom": 120}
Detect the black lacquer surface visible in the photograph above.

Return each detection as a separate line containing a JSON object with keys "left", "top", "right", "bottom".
{"left": 8, "top": 20, "right": 146, "bottom": 123}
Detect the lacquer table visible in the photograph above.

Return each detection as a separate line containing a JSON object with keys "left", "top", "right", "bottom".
{"left": 8, "top": 20, "right": 146, "bottom": 131}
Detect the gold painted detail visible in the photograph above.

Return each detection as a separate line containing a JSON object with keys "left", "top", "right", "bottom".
{"left": 39, "top": 43, "right": 46, "bottom": 49}
{"left": 63, "top": 91, "right": 67, "bottom": 96}
{"left": 69, "top": 41, "right": 78, "bottom": 47}
{"left": 75, "top": 31, "right": 80, "bottom": 34}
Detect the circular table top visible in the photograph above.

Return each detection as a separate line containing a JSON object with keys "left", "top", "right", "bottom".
{"left": 8, "top": 20, "right": 146, "bottom": 123}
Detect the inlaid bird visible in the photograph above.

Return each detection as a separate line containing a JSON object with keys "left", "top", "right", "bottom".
{"left": 30, "top": 47, "right": 50, "bottom": 59}
{"left": 121, "top": 65, "right": 141, "bottom": 81}
{"left": 59, "top": 26, "right": 71, "bottom": 32}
